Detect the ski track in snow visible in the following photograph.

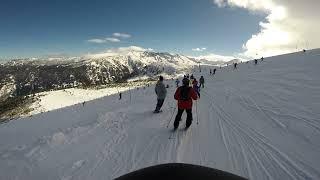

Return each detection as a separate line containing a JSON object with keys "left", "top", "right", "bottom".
{"left": 1, "top": 50, "right": 320, "bottom": 179}
{"left": 202, "top": 91, "right": 316, "bottom": 179}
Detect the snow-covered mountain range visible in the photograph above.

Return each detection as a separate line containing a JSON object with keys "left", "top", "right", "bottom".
{"left": 0, "top": 49, "right": 240, "bottom": 119}
{"left": 0, "top": 50, "right": 238, "bottom": 98}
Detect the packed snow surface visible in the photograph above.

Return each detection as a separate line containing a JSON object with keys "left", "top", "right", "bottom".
{"left": 1, "top": 50, "right": 320, "bottom": 179}
{"left": 29, "top": 85, "right": 143, "bottom": 115}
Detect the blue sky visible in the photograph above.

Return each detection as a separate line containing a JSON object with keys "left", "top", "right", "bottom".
{"left": 0, "top": 0, "right": 266, "bottom": 59}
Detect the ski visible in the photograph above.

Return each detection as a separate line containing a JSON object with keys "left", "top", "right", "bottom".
{"left": 153, "top": 110, "right": 163, "bottom": 114}
{"left": 168, "top": 127, "right": 189, "bottom": 139}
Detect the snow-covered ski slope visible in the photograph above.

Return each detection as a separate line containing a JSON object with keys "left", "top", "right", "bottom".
{"left": 1, "top": 49, "right": 320, "bottom": 179}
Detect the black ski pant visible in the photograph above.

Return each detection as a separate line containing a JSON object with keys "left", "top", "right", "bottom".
{"left": 174, "top": 108, "right": 193, "bottom": 129}
{"left": 155, "top": 99, "right": 165, "bottom": 111}
{"left": 200, "top": 83, "right": 204, "bottom": 88}
{"left": 197, "top": 91, "right": 200, "bottom": 98}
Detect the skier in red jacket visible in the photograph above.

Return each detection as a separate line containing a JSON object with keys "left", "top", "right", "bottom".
{"left": 173, "top": 78, "right": 198, "bottom": 130}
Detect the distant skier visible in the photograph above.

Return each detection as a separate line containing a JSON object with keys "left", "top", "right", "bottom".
{"left": 199, "top": 76, "right": 205, "bottom": 88}
{"left": 213, "top": 68, "right": 217, "bottom": 75}
{"left": 261, "top": 57, "right": 264, "bottom": 61}
{"left": 173, "top": 78, "right": 198, "bottom": 130}
{"left": 154, "top": 76, "right": 167, "bottom": 113}
{"left": 209, "top": 69, "right": 212, "bottom": 75}
{"left": 189, "top": 77, "right": 194, "bottom": 87}
{"left": 175, "top": 79, "right": 180, "bottom": 87}
{"left": 254, "top": 59, "right": 258, "bottom": 65}
{"left": 192, "top": 78, "right": 200, "bottom": 98}
{"left": 119, "top": 92, "right": 122, "bottom": 100}
{"left": 234, "top": 63, "right": 238, "bottom": 69}
{"left": 192, "top": 78, "right": 197, "bottom": 86}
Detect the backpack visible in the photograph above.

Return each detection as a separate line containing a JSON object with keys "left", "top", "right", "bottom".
{"left": 180, "top": 87, "right": 191, "bottom": 101}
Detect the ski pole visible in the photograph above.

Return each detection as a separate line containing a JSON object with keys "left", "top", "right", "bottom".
{"left": 166, "top": 106, "right": 176, "bottom": 128}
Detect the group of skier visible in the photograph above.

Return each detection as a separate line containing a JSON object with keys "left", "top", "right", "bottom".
{"left": 153, "top": 55, "right": 268, "bottom": 130}
{"left": 154, "top": 74, "right": 205, "bottom": 130}
{"left": 209, "top": 68, "right": 217, "bottom": 75}
{"left": 153, "top": 55, "right": 274, "bottom": 130}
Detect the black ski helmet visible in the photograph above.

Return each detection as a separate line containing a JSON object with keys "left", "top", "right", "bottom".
{"left": 182, "top": 78, "right": 189, "bottom": 86}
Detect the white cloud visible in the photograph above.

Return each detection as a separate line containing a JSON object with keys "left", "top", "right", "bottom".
{"left": 87, "top": 37, "right": 121, "bottom": 43}
{"left": 113, "top": 33, "right": 132, "bottom": 38}
{"left": 214, "top": 0, "right": 274, "bottom": 11}
{"left": 192, "top": 47, "right": 207, "bottom": 52}
{"left": 213, "top": 0, "right": 320, "bottom": 58}
{"left": 87, "top": 39, "right": 106, "bottom": 43}
{"left": 85, "top": 46, "right": 153, "bottom": 59}
{"left": 87, "top": 32, "right": 131, "bottom": 44}
{"left": 105, "top": 38, "right": 121, "bottom": 42}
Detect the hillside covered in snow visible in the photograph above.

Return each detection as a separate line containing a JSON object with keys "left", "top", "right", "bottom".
{"left": 0, "top": 49, "right": 320, "bottom": 179}
{"left": 0, "top": 49, "right": 193, "bottom": 119}
{"left": 0, "top": 47, "right": 238, "bottom": 98}
{"left": 0, "top": 50, "right": 196, "bottom": 96}
{"left": 0, "top": 48, "right": 239, "bottom": 120}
